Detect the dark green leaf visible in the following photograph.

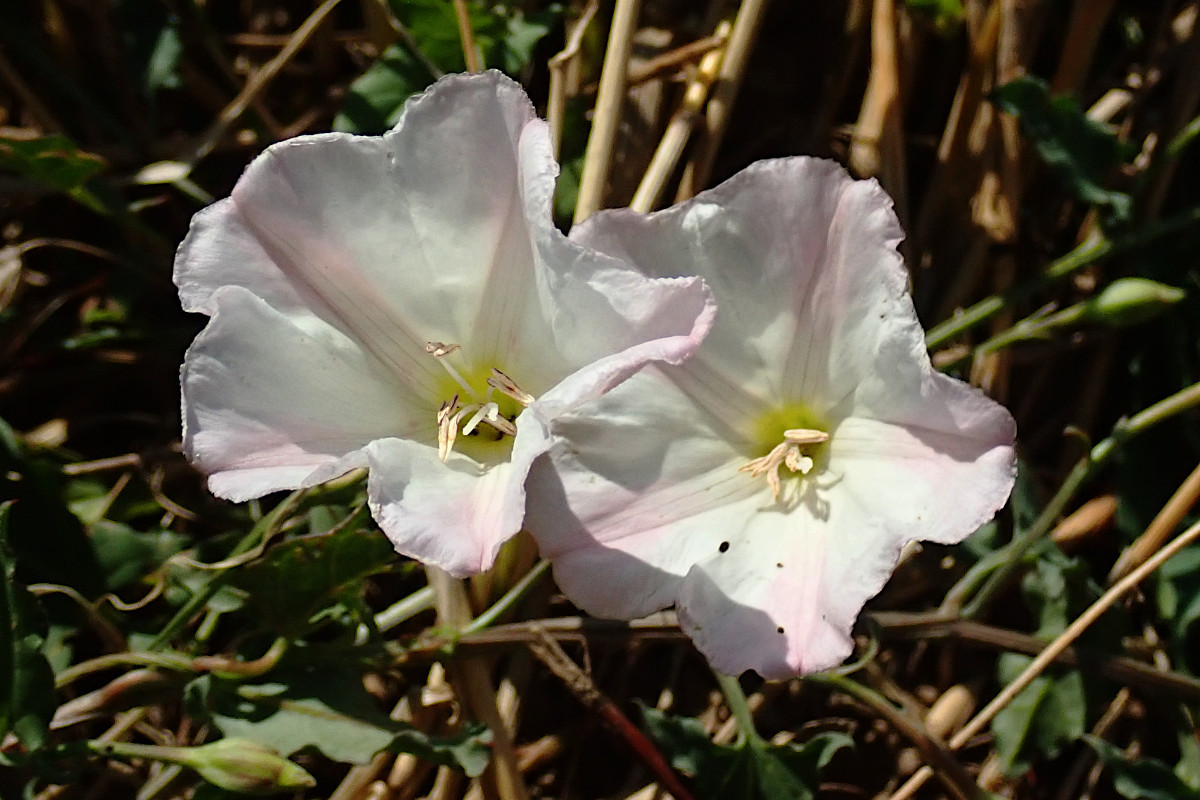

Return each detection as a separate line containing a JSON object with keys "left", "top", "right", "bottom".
{"left": 0, "top": 134, "right": 107, "bottom": 211}
{"left": 334, "top": 44, "right": 435, "bottom": 134}
{"left": 0, "top": 502, "right": 58, "bottom": 754}
{"left": 990, "top": 545, "right": 1122, "bottom": 775}
{"left": 641, "top": 706, "right": 852, "bottom": 800}
{"left": 0, "top": 417, "right": 105, "bottom": 595}
{"left": 990, "top": 76, "right": 1136, "bottom": 219}
{"left": 91, "top": 520, "right": 187, "bottom": 592}
{"left": 1084, "top": 735, "right": 1200, "bottom": 800}
{"left": 230, "top": 519, "right": 394, "bottom": 634}
{"left": 195, "top": 667, "right": 491, "bottom": 775}
{"left": 906, "top": 0, "right": 964, "bottom": 33}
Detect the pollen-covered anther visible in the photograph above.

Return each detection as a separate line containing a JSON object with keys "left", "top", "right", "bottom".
{"left": 424, "top": 341, "right": 461, "bottom": 358}
{"left": 487, "top": 368, "right": 535, "bottom": 406}
{"left": 437, "top": 395, "right": 461, "bottom": 462}
{"left": 741, "top": 428, "right": 829, "bottom": 500}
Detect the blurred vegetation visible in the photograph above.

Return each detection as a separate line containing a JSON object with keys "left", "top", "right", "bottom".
{"left": 1, "top": 0, "right": 1200, "bottom": 798}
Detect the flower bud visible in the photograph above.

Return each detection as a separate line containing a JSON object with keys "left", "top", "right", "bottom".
{"left": 184, "top": 739, "right": 315, "bottom": 795}
{"left": 1079, "top": 278, "right": 1186, "bottom": 327}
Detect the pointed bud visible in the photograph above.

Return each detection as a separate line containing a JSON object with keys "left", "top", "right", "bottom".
{"left": 184, "top": 739, "right": 315, "bottom": 795}
{"left": 1079, "top": 278, "right": 1186, "bottom": 327}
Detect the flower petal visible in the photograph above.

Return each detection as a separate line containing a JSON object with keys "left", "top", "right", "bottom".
{"left": 176, "top": 71, "right": 552, "bottom": 399}
{"left": 542, "top": 156, "right": 1017, "bottom": 677}
{"left": 183, "top": 287, "right": 426, "bottom": 502}
{"left": 675, "top": 409, "right": 1014, "bottom": 679}
{"left": 527, "top": 369, "right": 760, "bottom": 618}
{"left": 362, "top": 438, "right": 525, "bottom": 577}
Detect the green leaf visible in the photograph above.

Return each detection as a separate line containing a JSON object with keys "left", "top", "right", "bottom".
{"left": 0, "top": 134, "right": 106, "bottom": 191}
{"left": 0, "top": 502, "right": 58, "bottom": 755}
{"left": 0, "top": 134, "right": 108, "bottom": 213}
{"left": 229, "top": 519, "right": 395, "bottom": 634}
{"left": 1155, "top": 544, "right": 1200, "bottom": 673}
{"left": 334, "top": 44, "right": 435, "bottom": 134}
{"left": 641, "top": 706, "right": 851, "bottom": 800}
{"left": 1084, "top": 735, "right": 1200, "bottom": 800}
{"left": 91, "top": 520, "right": 187, "bottom": 592}
{"left": 990, "top": 76, "right": 1137, "bottom": 219}
{"left": 990, "top": 545, "right": 1122, "bottom": 775}
{"left": 336, "top": 2, "right": 558, "bottom": 134}
{"left": 906, "top": 0, "right": 964, "bottom": 34}
{"left": 991, "top": 664, "right": 1084, "bottom": 775}
{"left": 194, "top": 667, "right": 491, "bottom": 775}
{"left": 0, "top": 417, "right": 105, "bottom": 596}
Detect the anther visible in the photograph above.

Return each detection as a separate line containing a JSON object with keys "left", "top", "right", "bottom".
{"left": 741, "top": 428, "right": 828, "bottom": 500}
{"left": 437, "top": 395, "right": 460, "bottom": 462}
{"left": 487, "top": 368, "right": 535, "bottom": 406}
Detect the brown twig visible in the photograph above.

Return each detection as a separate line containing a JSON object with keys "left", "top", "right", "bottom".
{"left": 526, "top": 626, "right": 699, "bottom": 800}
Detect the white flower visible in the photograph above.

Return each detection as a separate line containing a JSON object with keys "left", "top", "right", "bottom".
{"left": 176, "top": 71, "right": 714, "bottom": 577}
{"left": 527, "top": 158, "right": 1016, "bottom": 678}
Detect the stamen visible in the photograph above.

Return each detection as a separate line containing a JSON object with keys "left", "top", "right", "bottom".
{"left": 426, "top": 346, "right": 523, "bottom": 458}
{"left": 425, "top": 341, "right": 481, "bottom": 403}
{"left": 437, "top": 395, "right": 460, "bottom": 462}
{"left": 740, "top": 428, "right": 829, "bottom": 500}
{"left": 487, "top": 368, "right": 535, "bottom": 406}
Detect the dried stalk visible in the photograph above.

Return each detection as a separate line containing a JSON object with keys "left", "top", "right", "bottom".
{"left": 574, "top": 0, "right": 642, "bottom": 223}
{"left": 890, "top": 518, "right": 1200, "bottom": 800}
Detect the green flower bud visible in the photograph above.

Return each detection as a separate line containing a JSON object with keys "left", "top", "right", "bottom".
{"left": 184, "top": 739, "right": 315, "bottom": 795}
{"left": 1079, "top": 278, "right": 1186, "bottom": 327}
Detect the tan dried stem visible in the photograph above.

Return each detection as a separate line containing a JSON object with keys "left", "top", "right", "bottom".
{"left": 184, "top": 0, "right": 345, "bottom": 166}
{"left": 630, "top": 22, "right": 730, "bottom": 213}
{"left": 890, "top": 518, "right": 1200, "bottom": 800}
{"left": 548, "top": 0, "right": 600, "bottom": 158}
{"left": 1109, "top": 460, "right": 1200, "bottom": 583}
{"left": 425, "top": 566, "right": 529, "bottom": 800}
{"left": 1050, "top": 0, "right": 1118, "bottom": 95}
{"left": 453, "top": 0, "right": 483, "bottom": 73}
{"left": 573, "top": 0, "right": 642, "bottom": 223}
{"left": 676, "top": 0, "right": 771, "bottom": 200}
{"left": 849, "top": 0, "right": 908, "bottom": 226}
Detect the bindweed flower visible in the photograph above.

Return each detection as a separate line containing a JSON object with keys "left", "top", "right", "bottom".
{"left": 176, "top": 72, "right": 714, "bottom": 576}
{"left": 527, "top": 158, "right": 1016, "bottom": 679}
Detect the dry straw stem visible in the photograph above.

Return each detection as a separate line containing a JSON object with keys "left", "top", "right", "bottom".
{"left": 849, "top": 0, "right": 908, "bottom": 225}
{"left": 573, "top": 0, "right": 642, "bottom": 223}
{"left": 629, "top": 22, "right": 730, "bottom": 213}
{"left": 1051, "top": 494, "right": 1118, "bottom": 550}
{"left": 548, "top": 0, "right": 600, "bottom": 158}
{"left": 425, "top": 567, "right": 529, "bottom": 800}
{"left": 676, "top": 0, "right": 771, "bottom": 200}
{"left": 184, "top": 0, "right": 345, "bottom": 166}
{"left": 889, "top": 517, "right": 1200, "bottom": 800}
{"left": 453, "top": 0, "right": 483, "bottom": 73}
{"left": 527, "top": 627, "right": 699, "bottom": 800}
{"left": 1109, "top": 460, "right": 1200, "bottom": 583}
{"left": 1050, "top": 0, "right": 1118, "bottom": 95}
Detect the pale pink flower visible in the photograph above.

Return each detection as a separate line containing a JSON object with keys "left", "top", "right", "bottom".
{"left": 176, "top": 72, "right": 714, "bottom": 577}
{"left": 527, "top": 158, "right": 1016, "bottom": 678}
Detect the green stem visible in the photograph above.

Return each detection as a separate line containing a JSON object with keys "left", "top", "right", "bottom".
{"left": 147, "top": 491, "right": 302, "bottom": 651}
{"left": 56, "top": 651, "right": 196, "bottom": 688}
{"left": 953, "top": 380, "right": 1200, "bottom": 618}
{"left": 713, "top": 671, "right": 762, "bottom": 746}
{"left": 925, "top": 204, "right": 1200, "bottom": 349}
{"left": 374, "top": 585, "right": 437, "bottom": 633}
{"left": 462, "top": 559, "right": 552, "bottom": 636}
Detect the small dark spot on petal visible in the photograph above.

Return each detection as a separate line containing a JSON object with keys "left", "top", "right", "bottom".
{"left": 776, "top": 626, "right": 785, "bottom": 634}
{"left": 776, "top": 562, "right": 783, "bottom": 568}
{"left": 718, "top": 541, "right": 730, "bottom": 553}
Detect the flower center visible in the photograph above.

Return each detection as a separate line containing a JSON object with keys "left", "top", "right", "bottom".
{"left": 425, "top": 342, "right": 532, "bottom": 462}
{"left": 742, "top": 403, "right": 830, "bottom": 501}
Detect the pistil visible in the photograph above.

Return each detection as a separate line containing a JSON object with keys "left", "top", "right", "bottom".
{"left": 426, "top": 342, "right": 528, "bottom": 462}
{"left": 741, "top": 428, "right": 829, "bottom": 500}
